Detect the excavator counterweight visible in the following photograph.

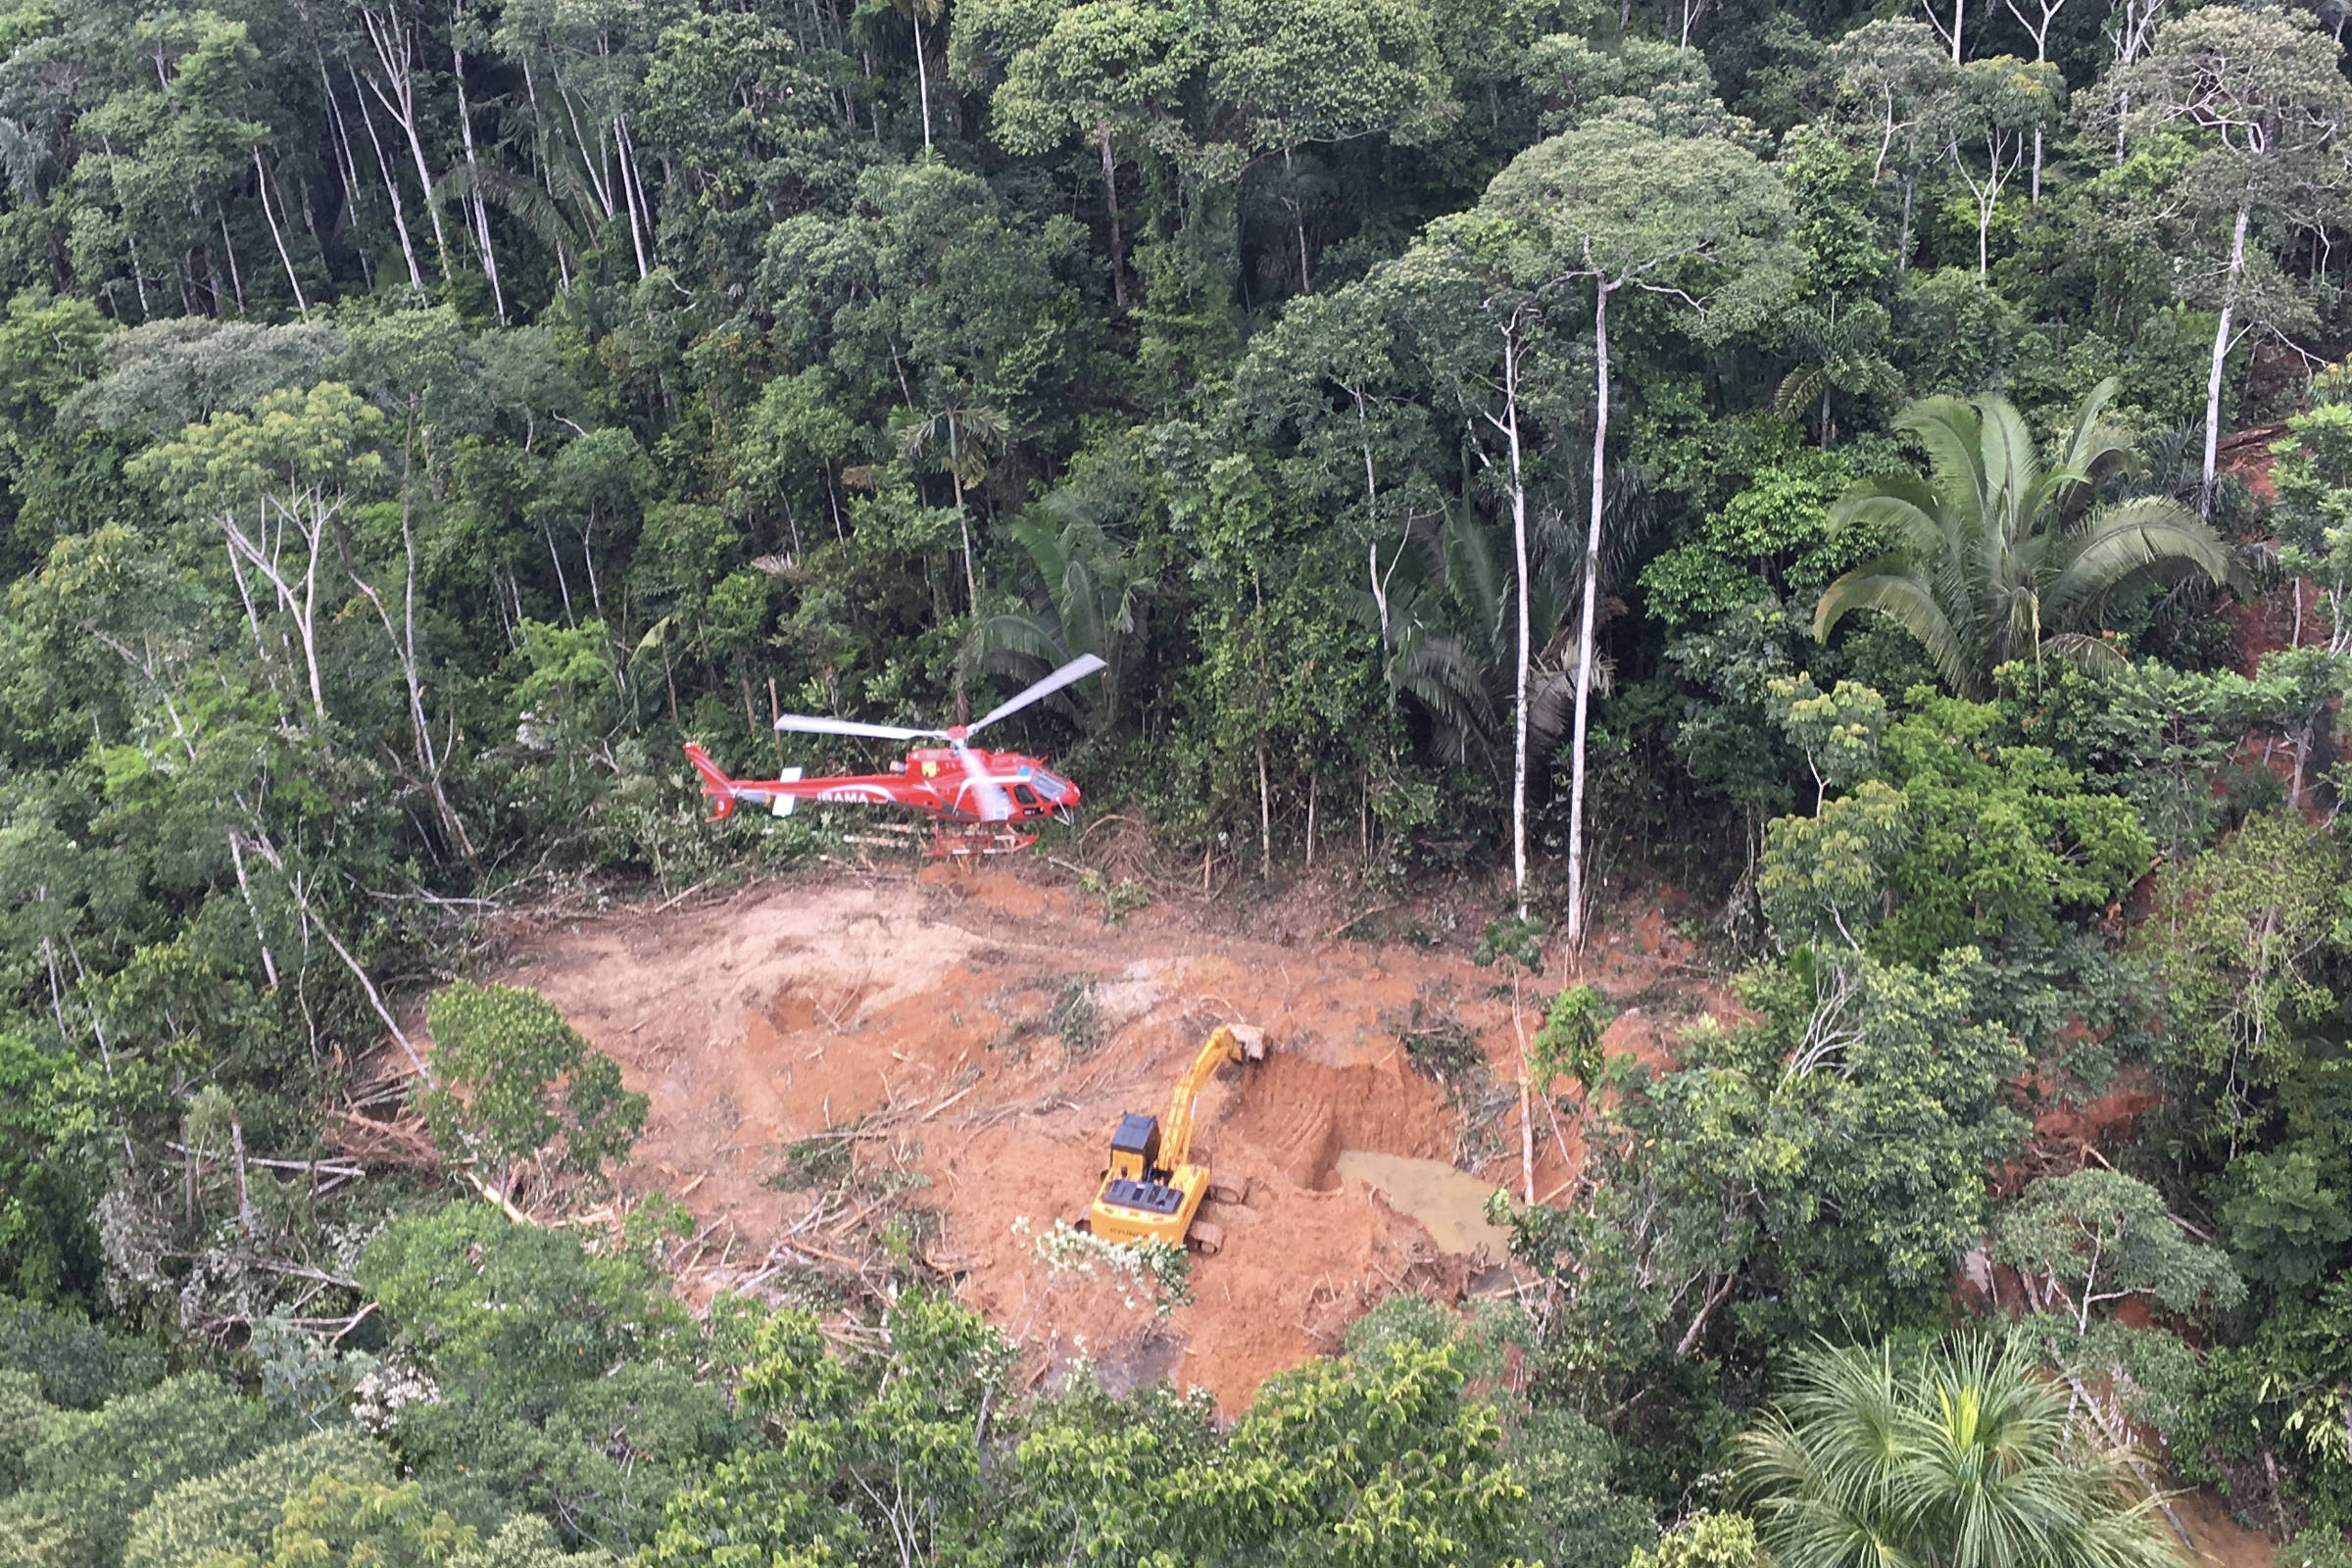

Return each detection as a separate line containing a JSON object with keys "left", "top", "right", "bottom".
{"left": 1086, "top": 1025, "right": 1264, "bottom": 1253}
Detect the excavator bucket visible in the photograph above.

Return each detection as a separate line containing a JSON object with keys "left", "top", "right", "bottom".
{"left": 1229, "top": 1024, "right": 1267, "bottom": 1062}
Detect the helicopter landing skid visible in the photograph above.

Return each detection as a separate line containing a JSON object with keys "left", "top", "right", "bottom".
{"left": 930, "top": 822, "right": 1037, "bottom": 858}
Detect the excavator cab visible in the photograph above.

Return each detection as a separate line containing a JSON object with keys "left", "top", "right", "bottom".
{"left": 1086, "top": 1025, "right": 1264, "bottom": 1254}
{"left": 1100, "top": 1115, "right": 1185, "bottom": 1218}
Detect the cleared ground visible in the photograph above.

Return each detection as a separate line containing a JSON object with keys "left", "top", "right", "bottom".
{"left": 482, "top": 860, "right": 1721, "bottom": 1412}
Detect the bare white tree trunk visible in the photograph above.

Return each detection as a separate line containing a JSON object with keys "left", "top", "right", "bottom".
{"left": 1566, "top": 283, "right": 1611, "bottom": 950}
{"left": 449, "top": 0, "right": 506, "bottom": 321}
{"left": 613, "top": 115, "right": 652, "bottom": 278}
{"left": 1495, "top": 318, "right": 1532, "bottom": 921}
{"left": 348, "top": 452, "right": 475, "bottom": 858}
{"left": 217, "top": 207, "right": 248, "bottom": 314}
{"left": 1099, "top": 124, "right": 1126, "bottom": 308}
{"left": 359, "top": 6, "right": 453, "bottom": 281}
{"left": 2202, "top": 190, "right": 2252, "bottom": 515}
{"left": 344, "top": 58, "right": 426, "bottom": 290}
{"left": 253, "top": 151, "right": 310, "bottom": 314}
{"left": 911, "top": 6, "right": 933, "bottom": 148}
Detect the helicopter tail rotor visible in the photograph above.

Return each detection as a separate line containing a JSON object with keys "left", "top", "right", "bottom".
{"left": 683, "top": 744, "right": 739, "bottom": 820}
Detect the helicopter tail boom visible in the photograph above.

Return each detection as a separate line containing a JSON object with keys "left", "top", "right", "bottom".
{"left": 683, "top": 744, "right": 805, "bottom": 820}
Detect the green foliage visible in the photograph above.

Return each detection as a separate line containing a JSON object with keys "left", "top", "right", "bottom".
{"left": 1530, "top": 983, "right": 1613, "bottom": 1094}
{"left": 649, "top": 1298, "right": 1014, "bottom": 1568}
{"left": 1630, "top": 1512, "right": 1763, "bottom": 1568}
{"left": 123, "top": 1427, "right": 392, "bottom": 1568}
{"left": 414, "top": 984, "right": 647, "bottom": 1202}
{"left": 1737, "top": 1339, "right": 2180, "bottom": 1568}
{"left": 0, "top": 1368, "right": 47, "bottom": 1494}
{"left": 2136, "top": 812, "right": 2352, "bottom": 1154}
{"left": 200, "top": 1471, "right": 473, "bottom": 1568}
{"left": 2, "top": 1373, "right": 279, "bottom": 1568}
{"left": 1, "top": 0, "right": 2349, "bottom": 1547}
{"left": 1474, "top": 913, "right": 1547, "bottom": 975}
{"left": 1873, "top": 694, "right": 2151, "bottom": 964}
{"left": 1197, "top": 1335, "right": 1532, "bottom": 1565}
{"left": 357, "top": 1205, "right": 732, "bottom": 1550}
{"left": 2224, "top": 1151, "right": 2352, "bottom": 1298}
{"left": 1769, "top": 674, "right": 1886, "bottom": 805}
{"left": 1995, "top": 1170, "right": 2243, "bottom": 1326}
{"left": 1500, "top": 946, "right": 2026, "bottom": 1493}
{"left": 0, "top": 1298, "right": 160, "bottom": 1412}
{"left": 0, "top": 1033, "right": 102, "bottom": 1302}
{"left": 1759, "top": 779, "right": 1909, "bottom": 950}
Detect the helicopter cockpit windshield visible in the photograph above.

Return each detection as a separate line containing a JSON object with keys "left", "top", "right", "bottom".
{"left": 1024, "top": 768, "right": 1077, "bottom": 822}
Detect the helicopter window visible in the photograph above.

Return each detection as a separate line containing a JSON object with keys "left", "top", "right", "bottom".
{"left": 1011, "top": 785, "right": 1040, "bottom": 807}
{"left": 1029, "top": 773, "right": 1069, "bottom": 803}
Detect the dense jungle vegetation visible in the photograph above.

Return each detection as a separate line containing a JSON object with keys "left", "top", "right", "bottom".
{"left": 9, "top": 0, "right": 2352, "bottom": 1558}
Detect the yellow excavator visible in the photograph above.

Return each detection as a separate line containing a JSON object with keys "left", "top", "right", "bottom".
{"left": 1086, "top": 1024, "right": 1265, "bottom": 1254}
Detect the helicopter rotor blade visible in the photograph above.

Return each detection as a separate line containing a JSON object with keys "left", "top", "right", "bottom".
{"left": 774, "top": 714, "right": 943, "bottom": 743}
{"left": 963, "top": 654, "right": 1107, "bottom": 740}
{"left": 954, "top": 741, "right": 1015, "bottom": 822}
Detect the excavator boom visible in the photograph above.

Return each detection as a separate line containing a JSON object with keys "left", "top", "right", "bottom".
{"left": 1160, "top": 1024, "right": 1262, "bottom": 1168}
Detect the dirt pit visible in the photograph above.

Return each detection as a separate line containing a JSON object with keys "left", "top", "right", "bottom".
{"left": 485, "top": 862, "right": 1731, "bottom": 1413}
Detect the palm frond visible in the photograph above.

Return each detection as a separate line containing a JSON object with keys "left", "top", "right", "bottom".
{"left": 966, "top": 611, "right": 1067, "bottom": 668}
{"left": 1832, "top": 481, "right": 1947, "bottom": 562}
{"left": 1898, "top": 396, "right": 1989, "bottom": 542}
{"left": 432, "top": 161, "right": 584, "bottom": 256}
{"left": 1979, "top": 394, "right": 2041, "bottom": 543}
{"left": 1815, "top": 561, "right": 1977, "bottom": 695}
{"left": 1778, "top": 365, "right": 1830, "bottom": 420}
{"left": 2039, "top": 631, "right": 2130, "bottom": 678}
{"left": 2042, "top": 499, "right": 2231, "bottom": 622}
{"left": 2052, "top": 375, "right": 2137, "bottom": 494}
{"left": 1743, "top": 1340, "right": 2180, "bottom": 1568}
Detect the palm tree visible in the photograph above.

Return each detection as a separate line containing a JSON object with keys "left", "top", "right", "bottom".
{"left": 965, "top": 497, "right": 1153, "bottom": 727}
{"left": 1738, "top": 1340, "right": 2183, "bottom": 1568}
{"left": 1813, "top": 378, "right": 2233, "bottom": 696}
{"left": 900, "top": 399, "right": 1009, "bottom": 611}
{"left": 1775, "top": 297, "right": 1904, "bottom": 449}
{"left": 1374, "top": 508, "right": 1580, "bottom": 775}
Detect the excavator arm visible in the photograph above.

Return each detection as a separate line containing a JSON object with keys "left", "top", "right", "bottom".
{"left": 1159, "top": 1024, "right": 1263, "bottom": 1169}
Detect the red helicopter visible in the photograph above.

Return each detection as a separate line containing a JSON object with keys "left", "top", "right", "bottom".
{"left": 683, "top": 654, "right": 1103, "bottom": 856}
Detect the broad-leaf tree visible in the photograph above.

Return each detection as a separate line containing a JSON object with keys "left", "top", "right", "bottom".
{"left": 1481, "top": 117, "right": 1793, "bottom": 944}
{"left": 2112, "top": 7, "right": 2352, "bottom": 511}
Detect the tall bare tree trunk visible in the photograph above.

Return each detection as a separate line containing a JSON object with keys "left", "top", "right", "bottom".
{"left": 613, "top": 116, "right": 652, "bottom": 278}
{"left": 344, "top": 58, "right": 425, "bottom": 290}
{"left": 1896, "top": 173, "right": 1916, "bottom": 272}
{"left": 360, "top": 7, "right": 453, "bottom": 280}
{"left": 1099, "top": 124, "right": 1126, "bottom": 308}
{"left": 1285, "top": 145, "right": 1310, "bottom": 293}
{"left": 253, "top": 151, "right": 310, "bottom": 314}
{"left": 2202, "top": 190, "right": 2252, "bottom": 516}
{"left": 450, "top": 0, "right": 506, "bottom": 321}
{"left": 1566, "top": 283, "right": 1611, "bottom": 949}
{"left": 911, "top": 7, "right": 933, "bottom": 149}
{"left": 1501, "top": 320, "right": 1532, "bottom": 922}
{"left": 217, "top": 206, "right": 248, "bottom": 314}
